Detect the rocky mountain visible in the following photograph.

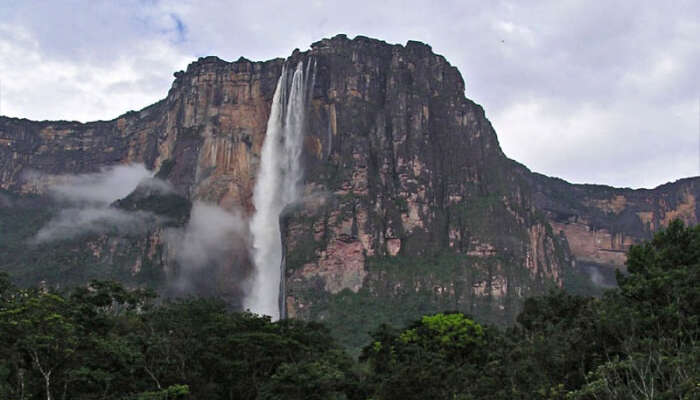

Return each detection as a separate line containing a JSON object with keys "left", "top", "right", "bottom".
{"left": 1, "top": 34, "right": 697, "bottom": 348}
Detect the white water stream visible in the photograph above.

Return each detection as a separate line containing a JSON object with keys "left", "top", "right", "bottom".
{"left": 244, "top": 59, "right": 315, "bottom": 320}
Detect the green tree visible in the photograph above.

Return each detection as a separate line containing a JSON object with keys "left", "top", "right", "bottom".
{"left": 0, "top": 288, "right": 78, "bottom": 400}
{"left": 361, "top": 312, "right": 504, "bottom": 399}
{"left": 512, "top": 291, "right": 614, "bottom": 397}
{"left": 617, "top": 219, "right": 700, "bottom": 340}
{"left": 569, "top": 220, "right": 700, "bottom": 399}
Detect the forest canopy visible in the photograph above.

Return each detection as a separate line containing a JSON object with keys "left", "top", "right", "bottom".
{"left": 1, "top": 219, "right": 698, "bottom": 399}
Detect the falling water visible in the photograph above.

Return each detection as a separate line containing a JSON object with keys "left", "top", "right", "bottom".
{"left": 245, "top": 59, "right": 315, "bottom": 320}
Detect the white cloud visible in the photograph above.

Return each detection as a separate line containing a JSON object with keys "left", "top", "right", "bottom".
{"left": 167, "top": 202, "right": 247, "bottom": 270}
{"left": 32, "top": 207, "right": 158, "bottom": 244}
{"left": 165, "top": 201, "right": 249, "bottom": 294}
{"left": 0, "top": 1, "right": 698, "bottom": 188}
{"left": 28, "top": 163, "right": 167, "bottom": 243}
{"left": 492, "top": 96, "right": 698, "bottom": 188}
{"left": 0, "top": 20, "right": 191, "bottom": 121}
{"left": 48, "top": 164, "right": 152, "bottom": 205}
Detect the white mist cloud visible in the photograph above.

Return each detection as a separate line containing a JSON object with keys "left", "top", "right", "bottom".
{"left": 165, "top": 202, "right": 249, "bottom": 293}
{"left": 169, "top": 202, "right": 247, "bottom": 268}
{"left": 578, "top": 263, "right": 616, "bottom": 289}
{"left": 29, "top": 163, "right": 165, "bottom": 243}
{"left": 49, "top": 164, "right": 152, "bottom": 205}
{"left": 588, "top": 267, "right": 605, "bottom": 287}
{"left": 32, "top": 208, "right": 158, "bottom": 244}
{"left": 132, "top": 177, "right": 175, "bottom": 196}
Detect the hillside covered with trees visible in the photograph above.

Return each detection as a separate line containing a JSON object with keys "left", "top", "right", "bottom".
{"left": 1, "top": 220, "right": 698, "bottom": 399}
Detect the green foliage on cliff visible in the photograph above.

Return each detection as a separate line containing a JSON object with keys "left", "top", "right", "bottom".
{"left": 302, "top": 251, "right": 547, "bottom": 353}
{"left": 0, "top": 192, "right": 174, "bottom": 289}
{"left": 0, "top": 195, "right": 113, "bottom": 286}
{"left": 1, "top": 219, "right": 697, "bottom": 399}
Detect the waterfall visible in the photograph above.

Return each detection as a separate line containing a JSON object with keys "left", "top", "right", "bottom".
{"left": 245, "top": 59, "right": 315, "bottom": 320}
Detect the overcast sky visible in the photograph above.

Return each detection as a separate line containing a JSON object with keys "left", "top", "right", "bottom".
{"left": 0, "top": 0, "right": 697, "bottom": 189}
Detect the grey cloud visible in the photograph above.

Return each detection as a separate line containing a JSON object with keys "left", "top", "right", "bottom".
{"left": 31, "top": 207, "right": 159, "bottom": 244}
{"left": 1, "top": 1, "right": 698, "bottom": 188}
{"left": 491, "top": 96, "right": 698, "bottom": 188}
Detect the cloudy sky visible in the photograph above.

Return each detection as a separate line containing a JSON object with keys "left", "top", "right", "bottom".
{"left": 0, "top": 1, "right": 697, "bottom": 189}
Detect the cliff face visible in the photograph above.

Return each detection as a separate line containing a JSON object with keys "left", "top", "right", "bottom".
{"left": 0, "top": 34, "right": 697, "bottom": 347}
{"left": 0, "top": 56, "right": 282, "bottom": 207}
{"left": 0, "top": 56, "right": 282, "bottom": 299}
{"left": 529, "top": 172, "right": 698, "bottom": 284}
{"left": 280, "top": 37, "right": 568, "bottom": 343}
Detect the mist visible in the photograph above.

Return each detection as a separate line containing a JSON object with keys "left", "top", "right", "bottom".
{"left": 32, "top": 208, "right": 159, "bottom": 244}
{"left": 165, "top": 202, "right": 252, "bottom": 306}
{"left": 580, "top": 263, "right": 617, "bottom": 289}
{"left": 28, "top": 163, "right": 162, "bottom": 243}
{"left": 49, "top": 164, "right": 152, "bottom": 205}
{"left": 24, "top": 163, "right": 253, "bottom": 305}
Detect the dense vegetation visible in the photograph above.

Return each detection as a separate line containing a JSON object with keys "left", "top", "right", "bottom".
{"left": 1, "top": 220, "right": 698, "bottom": 399}
{"left": 0, "top": 191, "right": 168, "bottom": 289}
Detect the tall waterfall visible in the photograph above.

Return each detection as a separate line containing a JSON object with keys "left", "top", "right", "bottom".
{"left": 245, "top": 59, "right": 315, "bottom": 320}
